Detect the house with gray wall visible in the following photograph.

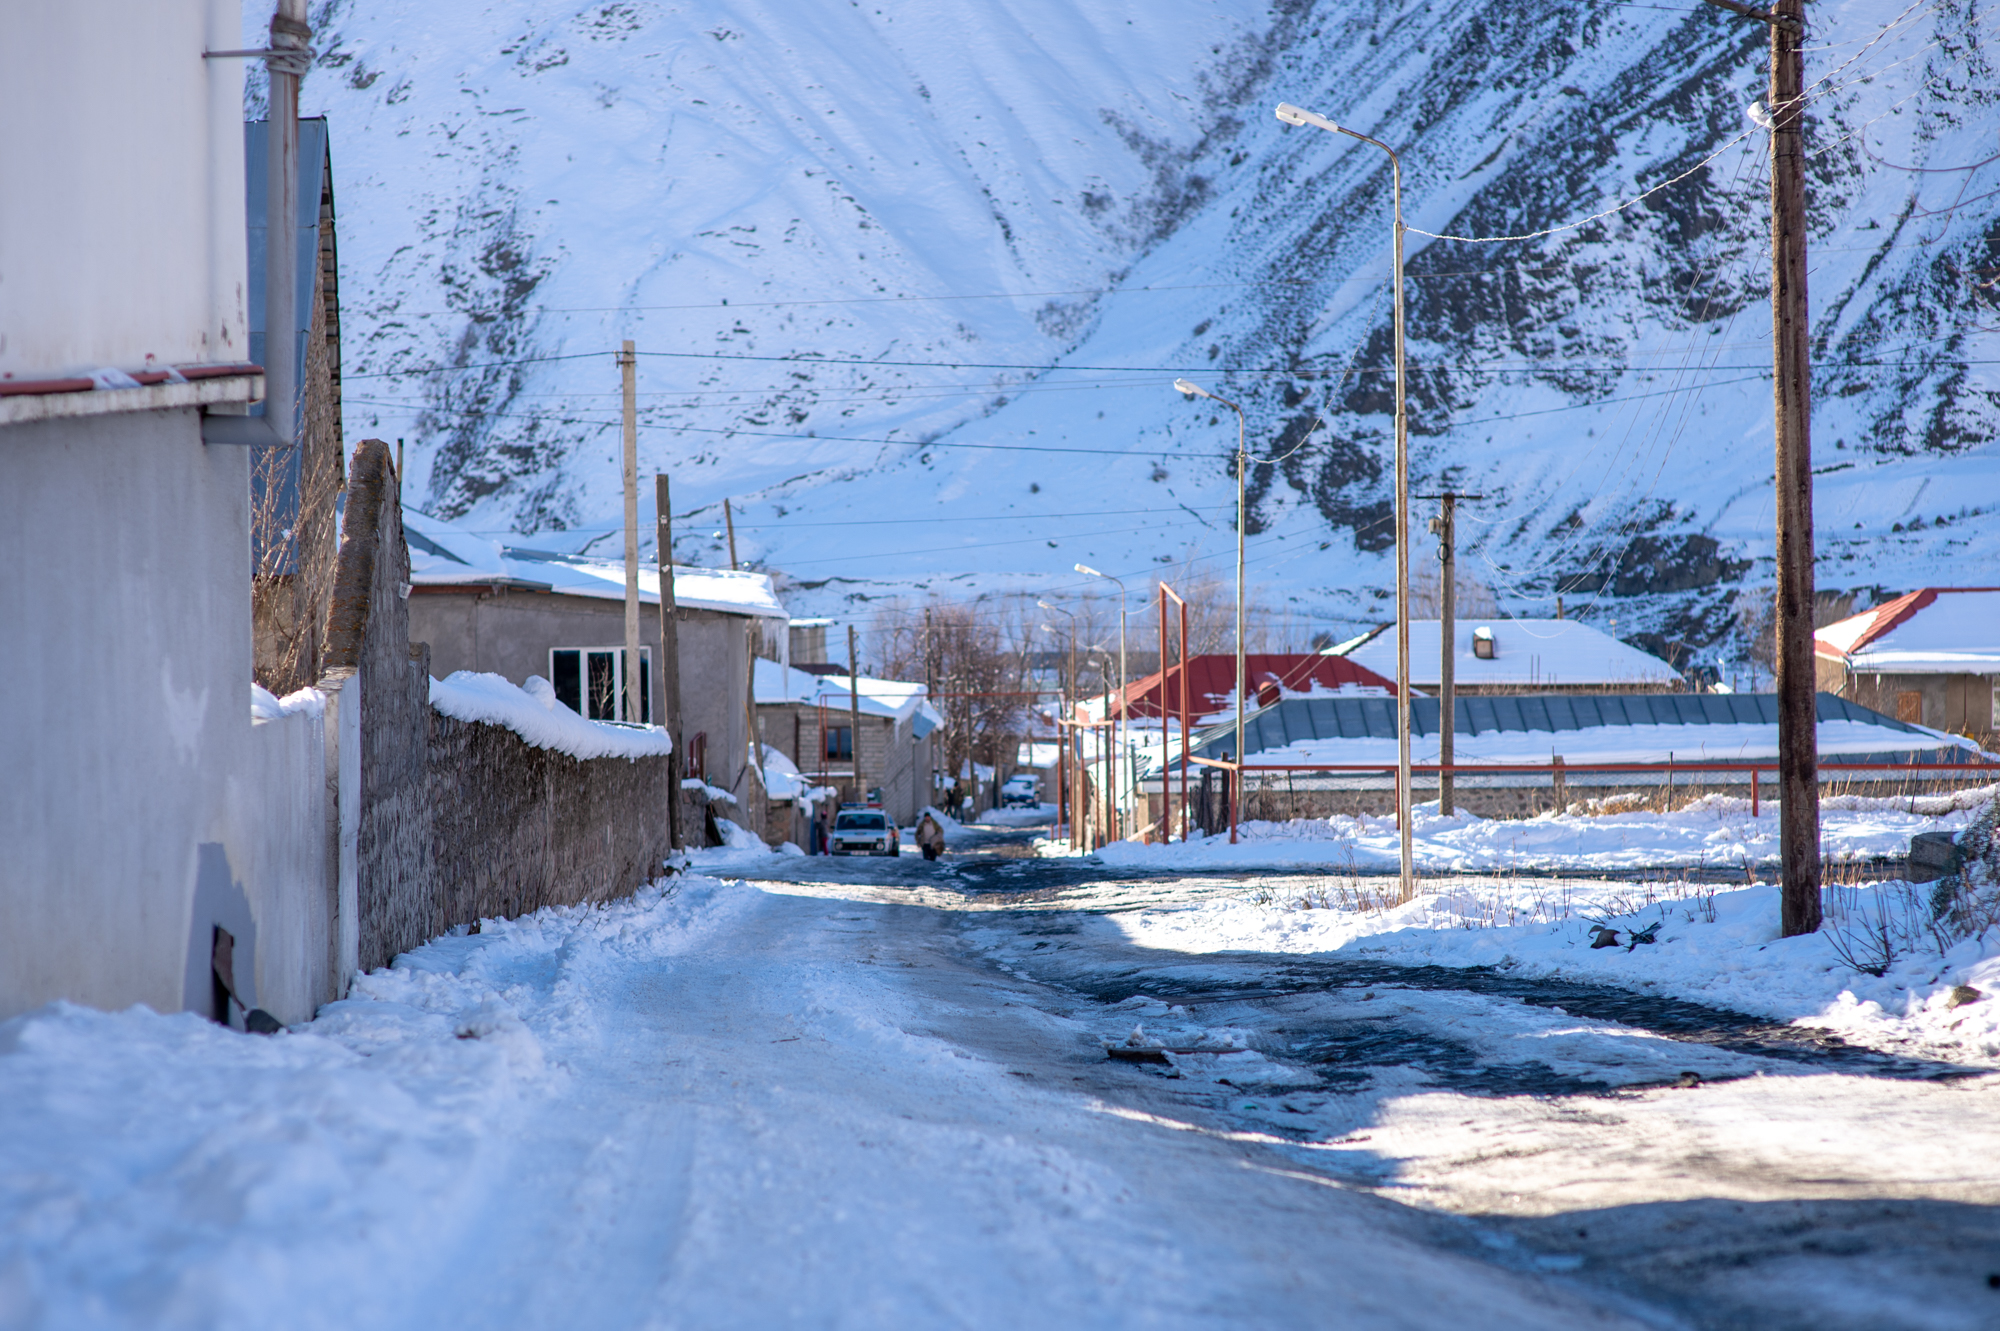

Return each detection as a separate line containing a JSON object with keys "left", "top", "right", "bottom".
{"left": 404, "top": 506, "right": 788, "bottom": 808}
{"left": 1816, "top": 588, "right": 2000, "bottom": 741}
{"left": 754, "top": 660, "right": 942, "bottom": 828}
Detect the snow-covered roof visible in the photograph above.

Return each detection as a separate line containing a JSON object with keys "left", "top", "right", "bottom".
{"left": 1815, "top": 589, "right": 2000, "bottom": 674}
{"left": 404, "top": 505, "right": 787, "bottom": 619}
{"left": 753, "top": 660, "right": 943, "bottom": 737}
{"left": 1340, "top": 619, "right": 1682, "bottom": 688}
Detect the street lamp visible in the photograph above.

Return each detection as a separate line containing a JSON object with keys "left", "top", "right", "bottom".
{"left": 1171, "top": 378, "right": 1248, "bottom": 845}
{"left": 1038, "top": 600, "right": 1081, "bottom": 848}
{"left": 1274, "top": 101, "right": 1413, "bottom": 903}
{"left": 1074, "top": 564, "right": 1129, "bottom": 842}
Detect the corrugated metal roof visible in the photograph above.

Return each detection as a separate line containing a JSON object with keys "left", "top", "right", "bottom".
{"left": 1181, "top": 691, "right": 1935, "bottom": 760}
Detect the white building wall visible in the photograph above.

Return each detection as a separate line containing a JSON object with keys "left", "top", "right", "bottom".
{"left": 0, "top": 0, "right": 249, "bottom": 378}
{"left": 0, "top": 6, "right": 337, "bottom": 1025}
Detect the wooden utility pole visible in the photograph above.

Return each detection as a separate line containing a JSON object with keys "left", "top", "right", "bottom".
{"left": 1706, "top": 0, "right": 1819, "bottom": 935}
{"left": 1421, "top": 492, "right": 1482, "bottom": 816}
{"left": 656, "top": 473, "right": 685, "bottom": 850}
{"left": 619, "top": 341, "right": 643, "bottom": 725}
{"left": 724, "top": 498, "right": 739, "bottom": 571}
{"left": 847, "top": 625, "right": 864, "bottom": 805}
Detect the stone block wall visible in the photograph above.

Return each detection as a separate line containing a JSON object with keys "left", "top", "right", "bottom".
{"left": 320, "top": 439, "right": 434, "bottom": 974}
{"left": 428, "top": 713, "right": 673, "bottom": 928}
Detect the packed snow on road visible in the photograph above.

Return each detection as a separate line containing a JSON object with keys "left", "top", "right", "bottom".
{"left": 7, "top": 845, "right": 2000, "bottom": 1330}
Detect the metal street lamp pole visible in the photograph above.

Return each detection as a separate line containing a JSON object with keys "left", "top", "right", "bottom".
{"left": 1075, "top": 565, "right": 1128, "bottom": 841}
{"left": 1173, "top": 379, "right": 1249, "bottom": 844}
{"left": 1274, "top": 102, "right": 1412, "bottom": 902}
{"left": 1038, "top": 600, "right": 1080, "bottom": 847}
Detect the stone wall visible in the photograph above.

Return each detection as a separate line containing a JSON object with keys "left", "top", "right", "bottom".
{"left": 320, "top": 439, "right": 434, "bottom": 974}
{"left": 428, "top": 714, "right": 672, "bottom": 928}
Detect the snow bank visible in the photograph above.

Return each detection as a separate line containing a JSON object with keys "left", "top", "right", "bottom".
{"left": 971, "top": 803, "right": 1059, "bottom": 828}
{"left": 755, "top": 745, "right": 836, "bottom": 806}
{"left": 681, "top": 776, "right": 737, "bottom": 804}
{"left": 0, "top": 877, "right": 752, "bottom": 1327}
{"left": 250, "top": 682, "right": 325, "bottom": 721}
{"left": 1085, "top": 795, "right": 1990, "bottom": 873}
{"left": 428, "top": 671, "right": 673, "bottom": 761}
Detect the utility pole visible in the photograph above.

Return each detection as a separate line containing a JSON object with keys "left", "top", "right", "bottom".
{"left": 724, "top": 498, "right": 739, "bottom": 571}
{"left": 619, "top": 340, "right": 642, "bottom": 726}
{"left": 656, "top": 474, "right": 684, "bottom": 850}
{"left": 847, "top": 625, "right": 864, "bottom": 806}
{"left": 1421, "top": 492, "right": 1482, "bottom": 816}
{"left": 1705, "top": 0, "right": 1819, "bottom": 935}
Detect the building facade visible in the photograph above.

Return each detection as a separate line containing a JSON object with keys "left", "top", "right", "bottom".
{"left": 1816, "top": 589, "right": 2000, "bottom": 742}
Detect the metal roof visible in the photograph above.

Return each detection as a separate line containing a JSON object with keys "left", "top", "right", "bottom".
{"left": 1176, "top": 691, "right": 1939, "bottom": 763}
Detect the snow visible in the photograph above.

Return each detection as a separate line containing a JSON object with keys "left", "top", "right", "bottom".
{"left": 1823, "top": 589, "right": 2000, "bottom": 674}
{"left": 970, "top": 802, "right": 1059, "bottom": 828}
{"left": 1341, "top": 620, "right": 1682, "bottom": 689}
{"left": 408, "top": 506, "right": 787, "bottom": 619}
{"left": 2, "top": 875, "right": 1666, "bottom": 1328}
{"left": 679, "top": 777, "right": 736, "bottom": 803}
{"left": 1088, "top": 789, "right": 2000, "bottom": 873}
{"left": 428, "top": 671, "right": 673, "bottom": 760}
{"left": 752, "top": 659, "right": 942, "bottom": 733}
{"left": 752, "top": 744, "right": 835, "bottom": 805}
{"left": 1220, "top": 716, "right": 1980, "bottom": 769}
{"left": 1083, "top": 873, "right": 2000, "bottom": 1070}
{"left": 250, "top": 683, "right": 324, "bottom": 722}
{"left": 292, "top": 0, "right": 2000, "bottom": 647}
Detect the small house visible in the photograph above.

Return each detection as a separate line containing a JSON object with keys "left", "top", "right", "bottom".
{"left": 1815, "top": 588, "right": 2000, "bottom": 741}
{"left": 404, "top": 506, "right": 788, "bottom": 818}
{"left": 754, "top": 660, "right": 942, "bottom": 829}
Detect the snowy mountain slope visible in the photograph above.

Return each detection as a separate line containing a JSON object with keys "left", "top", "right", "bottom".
{"left": 283, "top": 0, "right": 2000, "bottom": 667}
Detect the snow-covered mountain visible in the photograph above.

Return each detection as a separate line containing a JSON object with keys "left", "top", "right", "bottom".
{"left": 277, "top": 0, "right": 2000, "bottom": 670}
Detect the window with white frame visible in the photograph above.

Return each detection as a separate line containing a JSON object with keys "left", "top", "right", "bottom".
{"left": 550, "top": 647, "right": 651, "bottom": 723}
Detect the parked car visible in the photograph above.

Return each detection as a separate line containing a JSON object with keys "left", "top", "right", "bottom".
{"left": 829, "top": 807, "right": 899, "bottom": 857}
{"left": 1000, "top": 773, "right": 1040, "bottom": 808}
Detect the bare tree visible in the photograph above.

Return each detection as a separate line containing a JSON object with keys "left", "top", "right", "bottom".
{"left": 873, "top": 598, "right": 1034, "bottom": 808}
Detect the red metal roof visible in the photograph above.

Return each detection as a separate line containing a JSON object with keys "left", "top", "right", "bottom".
{"left": 1814, "top": 587, "right": 2000, "bottom": 660}
{"left": 1097, "top": 652, "right": 1395, "bottom": 720}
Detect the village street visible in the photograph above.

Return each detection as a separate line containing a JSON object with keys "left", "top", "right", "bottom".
{"left": 8, "top": 816, "right": 1997, "bottom": 1331}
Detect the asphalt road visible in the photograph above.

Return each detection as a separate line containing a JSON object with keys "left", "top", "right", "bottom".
{"left": 726, "top": 815, "right": 2000, "bottom": 1331}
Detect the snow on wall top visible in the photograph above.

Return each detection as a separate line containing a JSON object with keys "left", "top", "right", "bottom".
{"left": 1343, "top": 621, "right": 1682, "bottom": 689}
{"left": 429, "top": 670, "right": 674, "bottom": 760}
{"left": 1816, "top": 589, "right": 2000, "bottom": 674}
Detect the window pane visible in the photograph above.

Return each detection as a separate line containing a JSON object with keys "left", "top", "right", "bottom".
{"left": 639, "top": 649, "right": 651, "bottom": 725}
{"left": 588, "top": 651, "right": 618, "bottom": 720}
{"left": 824, "top": 726, "right": 852, "bottom": 760}
{"left": 552, "top": 651, "right": 582, "bottom": 714}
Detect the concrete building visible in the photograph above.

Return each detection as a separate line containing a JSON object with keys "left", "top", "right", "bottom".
{"left": 404, "top": 507, "right": 787, "bottom": 801}
{"left": 1, "top": 0, "right": 340, "bottom": 1023}
{"left": 1816, "top": 588, "right": 2000, "bottom": 741}
{"left": 754, "top": 661, "right": 942, "bottom": 828}
{"left": 1339, "top": 619, "right": 1685, "bottom": 694}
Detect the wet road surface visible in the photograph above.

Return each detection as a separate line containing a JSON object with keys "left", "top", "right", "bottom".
{"left": 727, "top": 816, "right": 2000, "bottom": 1330}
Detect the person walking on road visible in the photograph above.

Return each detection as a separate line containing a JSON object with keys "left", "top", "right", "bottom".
{"left": 916, "top": 811, "right": 946, "bottom": 862}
